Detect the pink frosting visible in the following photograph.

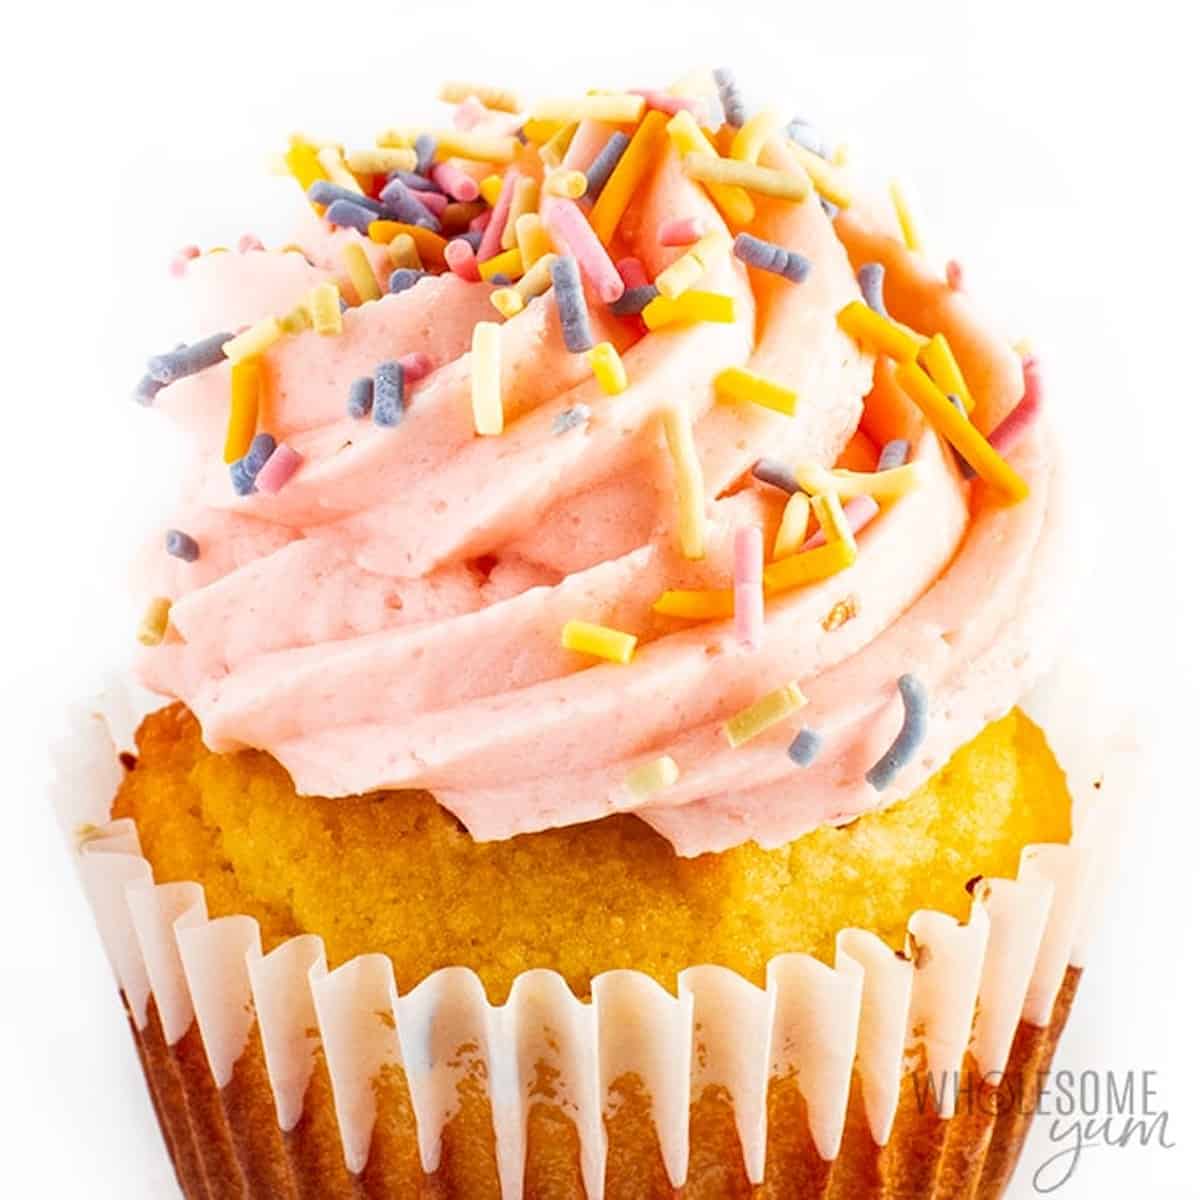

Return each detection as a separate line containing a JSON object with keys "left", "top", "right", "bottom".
{"left": 137, "top": 129, "right": 1064, "bottom": 856}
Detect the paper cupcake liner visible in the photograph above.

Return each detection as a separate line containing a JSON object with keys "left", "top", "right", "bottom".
{"left": 53, "top": 658, "right": 1136, "bottom": 1199}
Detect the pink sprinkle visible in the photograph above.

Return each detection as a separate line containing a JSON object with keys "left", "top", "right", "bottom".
{"left": 658, "top": 216, "right": 707, "bottom": 246}
{"left": 453, "top": 96, "right": 488, "bottom": 130}
{"left": 445, "top": 238, "right": 481, "bottom": 282}
{"left": 989, "top": 357, "right": 1044, "bottom": 456}
{"left": 946, "top": 259, "right": 965, "bottom": 291}
{"left": 468, "top": 210, "right": 491, "bottom": 233}
{"left": 415, "top": 190, "right": 449, "bottom": 218}
{"left": 802, "top": 495, "right": 880, "bottom": 551}
{"left": 256, "top": 445, "right": 303, "bottom": 495}
{"left": 616, "top": 256, "right": 650, "bottom": 290}
{"left": 477, "top": 168, "right": 518, "bottom": 262}
{"left": 432, "top": 161, "right": 481, "bottom": 202}
{"left": 168, "top": 244, "right": 201, "bottom": 277}
{"left": 631, "top": 88, "right": 707, "bottom": 118}
{"left": 398, "top": 351, "right": 434, "bottom": 382}
{"left": 733, "top": 527, "right": 764, "bottom": 650}
{"left": 543, "top": 198, "right": 625, "bottom": 303}
{"left": 237, "top": 234, "right": 264, "bottom": 253}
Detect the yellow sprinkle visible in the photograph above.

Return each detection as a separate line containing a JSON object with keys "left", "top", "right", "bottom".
{"left": 138, "top": 597, "right": 172, "bottom": 647}
{"left": 480, "top": 174, "right": 505, "bottom": 206}
{"left": 544, "top": 167, "right": 588, "bottom": 199}
{"left": 665, "top": 111, "right": 755, "bottom": 227}
{"left": 662, "top": 406, "right": 707, "bottom": 560}
{"left": 591, "top": 110, "right": 671, "bottom": 244}
{"left": 279, "top": 303, "right": 312, "bottom": 335}
{"left": 501, "top": 176, "right": 539, "bottom": 250}
{"left": 222, "top": 317, "right": 283, "bottom": 363}
{"left": 894, "top": 363, "right": 1029, "bottom": 502}
{"left": 283, "top": 139, "right": 328, "bottom": 196}
{"left": 530, "top": 94, "right": 647, "bottom": 124}
{"left": 538, "top": 121, "right": 578, "bottom": 168}
{"left": 651, "top": 589, "right": 734, "bottom": 619}
{"left": 491, "top": 253, "right": 556, "bottom": 316}
{"left": 478, "top": 247, "right": 524, "bottom": 283}
{"left": 515, "top": 213, "right": 553, "bottom": 271}
{"left": 342, "top": 241, "right": 381, "bottom": 303}
{"left": 730, "top": 109, "right": 779, "bottom": 163}
{"left": 714, "top": 366, "right": 797, "bottom": 416}
{"left": 317, "top": 146, "right": 362, "bottom": 194}
{"left": 682, "top": 152, "right": 810, "bottom": 201}
{"left": 521, "top": 118, "right": 564, "bottom": 145}
{"left": 367, "top": 221, "right": 448, "bottom": 264}
{"left": 772, "top": 492, "right": 812, "bottom": 560}
{"left": 308, "top": 282, "right": 343, "bottom": 336}
{"left": 723, "top": 681, "right": 807, "bottom": 748}
{"left": 890, "top": 180, "right": 922, "bottom": 252}
{"left": 793, "top": 461, "right": 927, "bottom": 503}
{"left": 490, "top": 288, "right": 524, "bottom": 319}
{"left": 811, "top": 492, "right": 855, "bottom": 548}
{"left": 586, "top": 342, "right": 627, "bottom": 395}
{"left": 642, "top": 291, "right": 737, "bottom": 330}
{"left": 917, "top": 333, "right": 974, "bottom": 413}
{"left": 345, "top": 147, "right": 418, "bottom": 175}
{"left": 561, "top": 618, "right": 638, "bottom": 664}
{"left": 387, "top": 233, "right": 421, "bottom": 271}
{"left": 437, "top": 81, "right": 521, "bottom": 113}
{"left": 377, "top": 128, "right": 518, "bottom": 163}
{"left": 653, "top": 229, "right": 733, "bottom": 299}
{"left": 624, "top": 756, "right": 680, "bottom": 801}
{"left": 224, "top": 358, "right": 260, "bottom": 463}
{"left": 788, "top": 143, "right": 853, "bottom": 209}
{"left": 471, "top": 322, "right": 503, "bottom": 435}
{"left": 763, "top": 540, "right": 857, "bottom": 594}
{"left": 836, "top": 301, "right": 924, "bottom": 361}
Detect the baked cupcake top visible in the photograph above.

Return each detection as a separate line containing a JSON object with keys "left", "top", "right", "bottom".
{"left": 133, "top": 71, "right": 1063, "bottom": 857}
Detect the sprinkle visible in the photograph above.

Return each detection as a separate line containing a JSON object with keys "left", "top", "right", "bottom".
{"left": 586, "top": 342, "right": 627, "bottom": 394}
{"left": 445, "top": 237, "right": 481, "bottom": 282}
{"left": 492, "top": 254, "right": 555, "bottom": 316}
{"left": 515, "top": 213, "right": 553, "bottom": 271}
{"left": 477, "top": 169, "right": 517, "bottom": 262}
{"left": 732, "top": 232, "right": 810, "bottom": 283}
{"left": 642, "top": 291, "right": 736, "bottom": 330}
{"left": 651, "top": 589, "right": 734, "bottom": 619}
{"left": 665, "top": 111, "right": 755, "bottom": 226}
{"left": 544, "top": 198, "right": 625, "bottom": 303}
{"left": 308, "top": 283, "right": 343, "bottom": 336}
{"left": 388, "top": 233, "right": 421, "bottom": 270}
{"left": 820, "top": 198, "right": 839, "bottom": 219}
{"left": 786, "top": 119, "right": 828, "bottom": 158}
{"left": 133, "top": 374, "right": 165, "bottom": 406}
{"left": 230, "top": 433, "right": 277, "bottom": 496}
{"left": 917, "top": 333, "right": 975, "bottom": 413}
{"left": 388, "top": 169, "right": 440, "bottom": 192}
{"left": 877, "top": 439, "right": 910, "bottom": 470}
{"left": 545, "top": 167, "right": 588, "bottom": 199}
{"left": 753, "top": 458, "right": 799, "bottom": 494}
{"left": 584, "top": 132, "right": 632, "bottom": 201}
{"left": 479, "top": 247, "right": 524, "bottom": 283}
{"left": 224, "top": 358, "right": 261, "bottom": 462}
{"left": 373, "top": 360, "right": 405, "bottom": 427}
{"left": 317, "top": 146, "right": 363, "bottom": 194}
{"left": 836, "top": 301, "right": 923, "bottom": 361}
{"left": 946, "top": 259, "right": 965, "bottom": 291}
{"left": 734, "top": 526, "right": 764, "bottom": 650}
{"left": 165, "top": 530, "right": 199, "bottom": 562}
{"left": 147, "top": 332, "right": 233, "bottom": 385}
{"left": 787, "top": 729, "right": 823, "bottom": 767}
{"left": 479, "top": 173, "right": 504, "bottom": 205}
{"left": 683, "top": 153, "right": 810, "bottom": 201}
{"left": 347, "top": 377, "right": 374, "bottom": 419}
{"left": 553, "top": 404, "right": 591, "bottom": 435}
{"left": 591, "top": 111, "right": 670, "bottom": 243}
{"left": 889, "top": 180, "right": 922, "bottom": 252}
{"left": 415, "top": 190, "right": 449, "bottom": 219}
{"left": 654, "top": 229, "right": 733, "bottom": 299}
{"left": 379, "top": 179, "right": 440, "bottom": 230}
{"left": 561, "top": 618, "right": 638, "bottom": 664}
{"left": 413, "top": 133, "right": 437, "bottom": 171}
{"left": 793, "top": 461, "right": 925, "bottom": 503}
{"left": 324, "top": 198, "right": 378, "bottom": 234}
{"left": 138, "top": 598, "right": 171, "bottom": 647}
{"left": 857, "top": 263, "right": 887, "bottom": 316}
{"left": 730, "top": 108, "right": 778, "bottom": 163}
{"left": 471, "top": 322, "right": 503, "bottom": 435}
{"left": 437, "top": 81, "right": 521, "bottom": 114}
{"left": 367, "top": 221, "right": 449, "bottom": 264}
{"left": 609, "top": 285, "right": 658, "bottom": 317}
{"left": 537, "top": 121, "right": 578, "bottom": 168}
{"left": 662, "top": 406, "right": 707, "bottom": 559}
{"left": 530, "top": 94, "right": 646, "bottom": 124}
{"left": 788, "top": 143, "right": 853, "bottom": 209}
{"left": 399, "top": 352, "right": 433, "bottom": 383}
{"left": 772, "top": 492, "right": 812, "bottom": 560}
{"left": 713, "top": 67, "right": 747, "bottom": 128}
{"left": 442, "top": 201, "right": 486, "bottom": 234}
{"left": 866, "top": 674, "right": 929, "bottom": 790}
{"left": 256, "top": 444, "right": 303, "bottom": 494}
{"left": 284, "top": 138, "right": 328, "bottom": 197}
{"left": 724, "top": 681, "right": 807, "bottom": 748}
{"left": 763, "top": 540, "right": 856, "bottom": 593}
{"left": 809, "top": 492, "right": 856, "bottom": 551}
{"left": 500, "top": 177, "right": 540, "bottom": 250}
{"left": 624, "top": 756, "right": 680, "bottom": 801}
{"left": 336, "top": 242, "right": 380, "bottom": 305}
{"left": 550, "top": 254, "right": 594, "bottom": 352}
{"left": 894, "top": 362, "right": 1029, "bottom": 501}
{"left": 987, "top": 356, "right": 1045, "bottom": 459}
{"left": 280, "top": 304, "right": 312, "bottom": 335}
{"left": 616, "top": 257, "right": 651, "bottom": 290}
{"left": 345, "top": 147, "right": 418, "bottom": 175}
{"left": 460, "top": 229, "right": 485, "bottom": 251}
{"left": 630, "top": 88, "right": 708, "bottom": 118}
{"left": 237, "top": 234, "right": 264, "bottom": 254}
{"left": 714, "top": 366, "right": 797, "bottom": 416}
{"left": 389, "top": 268, "right": 425, "bottom": 294}
{"left": 222, "top": 318, "right": 283, "bottom": 363}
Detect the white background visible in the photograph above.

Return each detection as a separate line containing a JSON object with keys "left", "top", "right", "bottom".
{"left": 2, "top": 0, "right": 1198, "bottom": 1195}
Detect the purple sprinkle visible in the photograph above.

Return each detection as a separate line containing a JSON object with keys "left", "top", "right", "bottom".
{"left": 733, "top": 233, "right": 810, "bottom": 283}
{"left": 324, "top": 198, "right": 377, "bottom": 235}
{"left": 751, "top": 458, "right": 800, "bottom": 494}
{"left": 787, "top": 728, "right": 822, "bottom": 767}
{"left": 165, "top": 529, "right": 199, "bottom": 562}
{"left": 876, "top": 439, "right": 910, "bottom": 471}
{"left": 414, "top": 133, "right": 437, "bottom": 173}
{"left": 308, "top": 182, "right": 389, "bottom": 217}
{"left": 389, "top": 268, "right": 425, "bottom": 293}
{"left": 866, "top": 674, "right": 928, "bottom": 790}
{"left": 133, "top": 373, "right": 165, "bottom": 405}
{"left": 230, "top": 433, "right": 276, "bottom": 496}
{"left": 786, "top": 118, "right": 829, "bottom": 159}
{"left": 348, "top": 377, "right": 374, "bottom": 419}
{"left": 608, "top": 284, "right": 657, "bottom": 317}
{"left": 147, "top": 332, "right": 233, "bottom": 385}
{"left": 820, "top": 197, "right": 839, "bottom": 219}
{"left": 379, "top": 179, "right": 440, "bottom": 231}
{"left": 460, "top": 229, "right": 484, "bottom": 252}
{"left": 490, "top": 274, "right": 513, "bottom": 286}
{"left": 550, "top": 255, "right": 593, "bottom": 352}
{"left": 388, "top": 169, "right": 440, "bottom": 192}
{"left": 713, "top": 67, "right": 747, "bottom": 127}
{"left": 552, "top": 404, "right": 591, "bottom": 435}
{"left": 857, "top": 263, "right": 887, "bottom": 316}
{"left": 585, "top": 132, "right": 631, "bottom": 201}
{"left": 373, "top": 360, "right": 405, "bottom": 427}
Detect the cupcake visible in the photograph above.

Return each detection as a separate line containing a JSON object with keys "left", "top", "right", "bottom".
{"left": 59, "top": 68, "right": 1124, "bottom": 1199}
